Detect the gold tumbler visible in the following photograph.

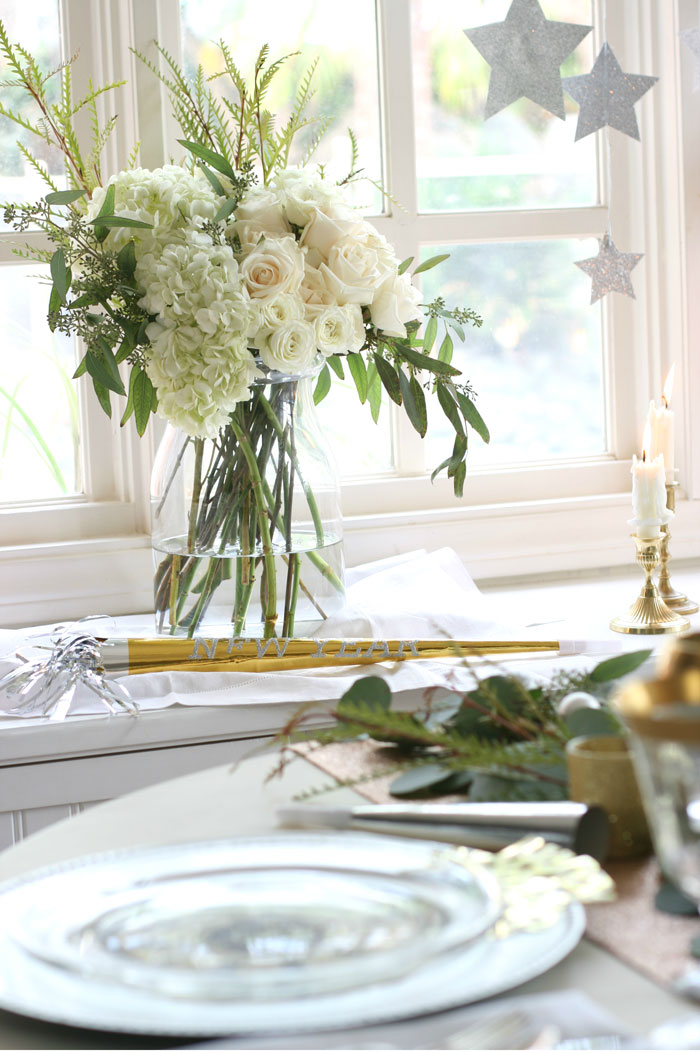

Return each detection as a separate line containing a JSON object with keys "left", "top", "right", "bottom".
{"left": 566, "top": 735, "right": 652, "bottom": 860}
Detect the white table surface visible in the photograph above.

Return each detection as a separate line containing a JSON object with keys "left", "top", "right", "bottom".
{"left": 0, "top": 746, "right": 694, "bottom": 1050}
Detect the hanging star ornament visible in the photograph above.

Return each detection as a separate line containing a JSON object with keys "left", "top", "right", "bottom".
{"left": 563, "top": 43, "right": 658, "bottom": 141}
{"left": 681, "top": 27, "right": 700, "bottom": 92}
{"left": 575, "top": 235, "right": 643, "bottom": 304}
{"left": 464, "top": 0, "right": 591, "bottom": 120}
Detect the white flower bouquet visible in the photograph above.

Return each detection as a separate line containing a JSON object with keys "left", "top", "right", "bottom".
{"left": 1, "top": 35, "right": 486, "bottom": 638}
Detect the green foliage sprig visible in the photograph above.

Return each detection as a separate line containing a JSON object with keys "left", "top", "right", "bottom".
{"left": 269, "top": 650, "right": 652, "bottom": 802}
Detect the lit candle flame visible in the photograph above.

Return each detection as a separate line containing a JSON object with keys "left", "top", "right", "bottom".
{"left": 642, "top": 419, "right": 652, "bottom": 461}
{"left": 662, "top": 363, "right": 675, "bottom": 409}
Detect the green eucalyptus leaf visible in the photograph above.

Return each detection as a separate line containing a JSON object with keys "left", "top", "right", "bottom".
{"left": 455, "top": 391, "right": 490, "bottom": 443}
{"left": 85, "top": 349, "right": 125, "bottom": 396}
{"left": 45, "top": 188, "right": 87, "bottom": 205}
{"left": 437, "top": 383, "right": 465, "bottom": 437}
{"left": 448, "top": 319, "right": 466, "bottom": 342}
{"left": 366, "top": 362, "right": 382, "bottom": 423}
{"left": 413, "top": 253, "right": 450, "bottom": 275}
{"left": 590, "top": 651, "right": 653, "bottom": 683}
{"left": 67, "top": 292, "right": 100, "bottom": 309}
{"left": 453, "top": 460, "right": 466, "bottom": 497}
{"left": 89, "top": 215, "right": 152, "bottom": 230}
{"left": 422, "top": 315, "right": 438, "bottom": 353}
{"left": 90, "top": 376, "right": 112, "bottom": 417}
{"left": 50, "top": 249, "right": 70, "bottom": 304}
{"left": 389, "top": 764, "right": 454, "bottom": 797}
{"left": 72, "top": 353, "right": 88, "bottom": 379}
{"left": 346, "top": 351, "right": 368, "bottom": 403}
{"left": 199, "top": 165, "right": 226, "bottom": 197}
{"left": 116, "top": 240, "right": 137, "bottom": 278}
{"left": 115, "top": 333, "right": 135, "bottom": 364}
{"left": 373, "top": 354, "right": 402, "bottom": 405}
{"left": 337, "top": 675, "right": 391, "bottom": 715}
{"left": 48, "top": 285, "right": 61, "bottom": 330}
{"left": 655, "top": 879, "right": 697, "bottom": 916}
{"left": 397, "top": 255, "right": 414, "bottom": 276}
{"left": 438, "top": 332, "right": 453, "bottom": 364}
{"left": 398, "top": 369, "right": 427, "bottom": 436}
{"left": 313, "top": 363, "right": 331, "bottom": 405}
{"left": 326, "top": 354, "right": 345, "bottom": 379}
{"left": 213, "top": 197, "right": 237, "bottom": 225}
{"left": 93, "top": 184, "right": 115, "bottom": 242}
{"left": 131, "top": 368, "right": 154, "bottom": 436}
{"left": 178, "top": 139, "right": 237, "bottom": 183}
{"left": 430, "top": 455, "right": 453, "bottom": 484}
{"left": 398, "top": 343, "right": 461, "bottom": 376}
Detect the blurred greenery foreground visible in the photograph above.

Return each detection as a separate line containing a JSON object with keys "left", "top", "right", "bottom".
{"left": 270, "top": 650, "right": 652, "bottom": 802}
{"left": 0, "top": 29, "right": 486, "bottom": 637}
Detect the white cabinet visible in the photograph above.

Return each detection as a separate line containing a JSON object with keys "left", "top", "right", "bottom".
{"left": 0, "top": 706, "right": 285, "bottom": 850}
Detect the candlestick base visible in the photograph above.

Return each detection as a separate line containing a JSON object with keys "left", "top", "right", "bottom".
{"left": 611, "top": 535, "right": 690, "bottom": 635}
{"left": 658, "top": 482, "right": 699, "bottom": 615}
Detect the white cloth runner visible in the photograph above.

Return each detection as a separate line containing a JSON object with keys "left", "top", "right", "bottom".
{"left": 0, "top": 547, "right": 641, "bottom": 718}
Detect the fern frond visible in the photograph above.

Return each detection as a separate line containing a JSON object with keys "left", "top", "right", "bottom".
{"left": 299, "top": 115, "right": 333, "bottom": 166}
{"left": 17, "top": 143, "right": 59, "bottom": 191}
{"left": 127, "top": 140, "right": 141, "bottom": 168}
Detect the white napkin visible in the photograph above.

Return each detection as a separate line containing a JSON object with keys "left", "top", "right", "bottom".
{"left": 0, "top": 548, "right": 529, "bottom": 718}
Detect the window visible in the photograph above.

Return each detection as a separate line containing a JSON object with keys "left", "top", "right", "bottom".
{"left": 0, "top": 0, "right": 697, "bottom": 625}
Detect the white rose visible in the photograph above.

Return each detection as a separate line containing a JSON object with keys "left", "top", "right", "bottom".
{"left": 257, "top": 319, "right": 317, "bottom": 373}
{"left": 369, "top": 272, "right": 423, "bottom": 338}
{"left": 226, "top": 186, "right": 292, "bottom": 249}
{"left": 300, "top": 207, "right": 358, "bottom": 261}
{"left": 320, "top": 221, "right": 397, "bottom": 306}
{"left": 256, "top": 293, "right": 305, "bottom": 329}
{"left": 273, "top": 167, "right": 352, "bottom": 226}
{"left": 313, "top": 304, "right": 366, "bottom": 357}
{"left": 240, "top": 235, "right": 305, "bottom": 301}
{"left": 300, "top": 263, "right": 336, "bottom": 309}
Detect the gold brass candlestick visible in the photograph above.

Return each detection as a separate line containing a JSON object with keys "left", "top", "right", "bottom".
{"left": 610, "top": 534, "right": 690, "bottom": 635}
{"left": 658, "top": 481, "right": 699, "bottom": 615}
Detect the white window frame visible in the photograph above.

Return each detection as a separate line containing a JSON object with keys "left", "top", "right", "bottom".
{"left": 0, "top": 0, "right": 698, "bottom": 627}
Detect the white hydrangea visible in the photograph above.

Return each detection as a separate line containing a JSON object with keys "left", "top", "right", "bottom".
{"left": 136, "top": 240, "right": 252, "bottom": 335}
{"left": 86, "top": 165, "right": 220, "bottom": 253}
{"left": 145, "top": 323, "right": 260, "bottom": 438}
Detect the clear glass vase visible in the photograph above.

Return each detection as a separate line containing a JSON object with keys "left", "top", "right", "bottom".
{"left": 150, "top": 357, "right": 345, "bottom": 638}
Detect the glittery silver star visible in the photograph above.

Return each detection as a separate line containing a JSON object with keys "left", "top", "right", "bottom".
{"left": 563, "top": 43, "right": 658, "bottom": 141}
{"left": 575, "top": 235, "right": 643, "bottom": 304}
{"left": 464, "top": 0, "right": 591, "bottom": 120}
{"left": 681, "top": 27, "right": 700, "bottom": 92}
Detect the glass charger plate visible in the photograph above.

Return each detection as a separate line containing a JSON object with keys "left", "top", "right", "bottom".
{"left": 0, "top": 833, "right": 585, "bottom": 1038}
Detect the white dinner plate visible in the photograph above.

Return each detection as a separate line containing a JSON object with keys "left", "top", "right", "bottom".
{"left": 0, "top": 833, "right": 585, "bottom": 1038}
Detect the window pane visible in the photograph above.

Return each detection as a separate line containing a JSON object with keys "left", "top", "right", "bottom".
{"left": 179, "top": 0, "right": 383, "bottom": 211}
{"left": 0, "top": 266, "right": 80, "bottom": 502}
{"left": 0, "top": 0, "right": 64, "bottom": 225}
{"left": 412, "top": 0, "right": 597, "bottom": 212}
{"left": 316, "top": 381, "right": 393, "bottom": 478}
{"left": 420, "top": 240, "right": 605, "bottom": 466}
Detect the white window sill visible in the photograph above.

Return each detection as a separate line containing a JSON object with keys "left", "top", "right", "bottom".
{"left": 1, "top": 491, "right": 699, "bottom": 627}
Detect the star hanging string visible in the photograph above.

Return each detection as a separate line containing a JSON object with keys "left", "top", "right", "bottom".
{"left": 464, "top": 0, "right": 591, "bottom": 120}
{"left": 681, "top": 27, "right": 700, "bottom": 92}
{"left": 563, "top": 43, "right": 658, "bottom": 141}
{"left": 575, "top": 235, "right": 643, "bottom": 304}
